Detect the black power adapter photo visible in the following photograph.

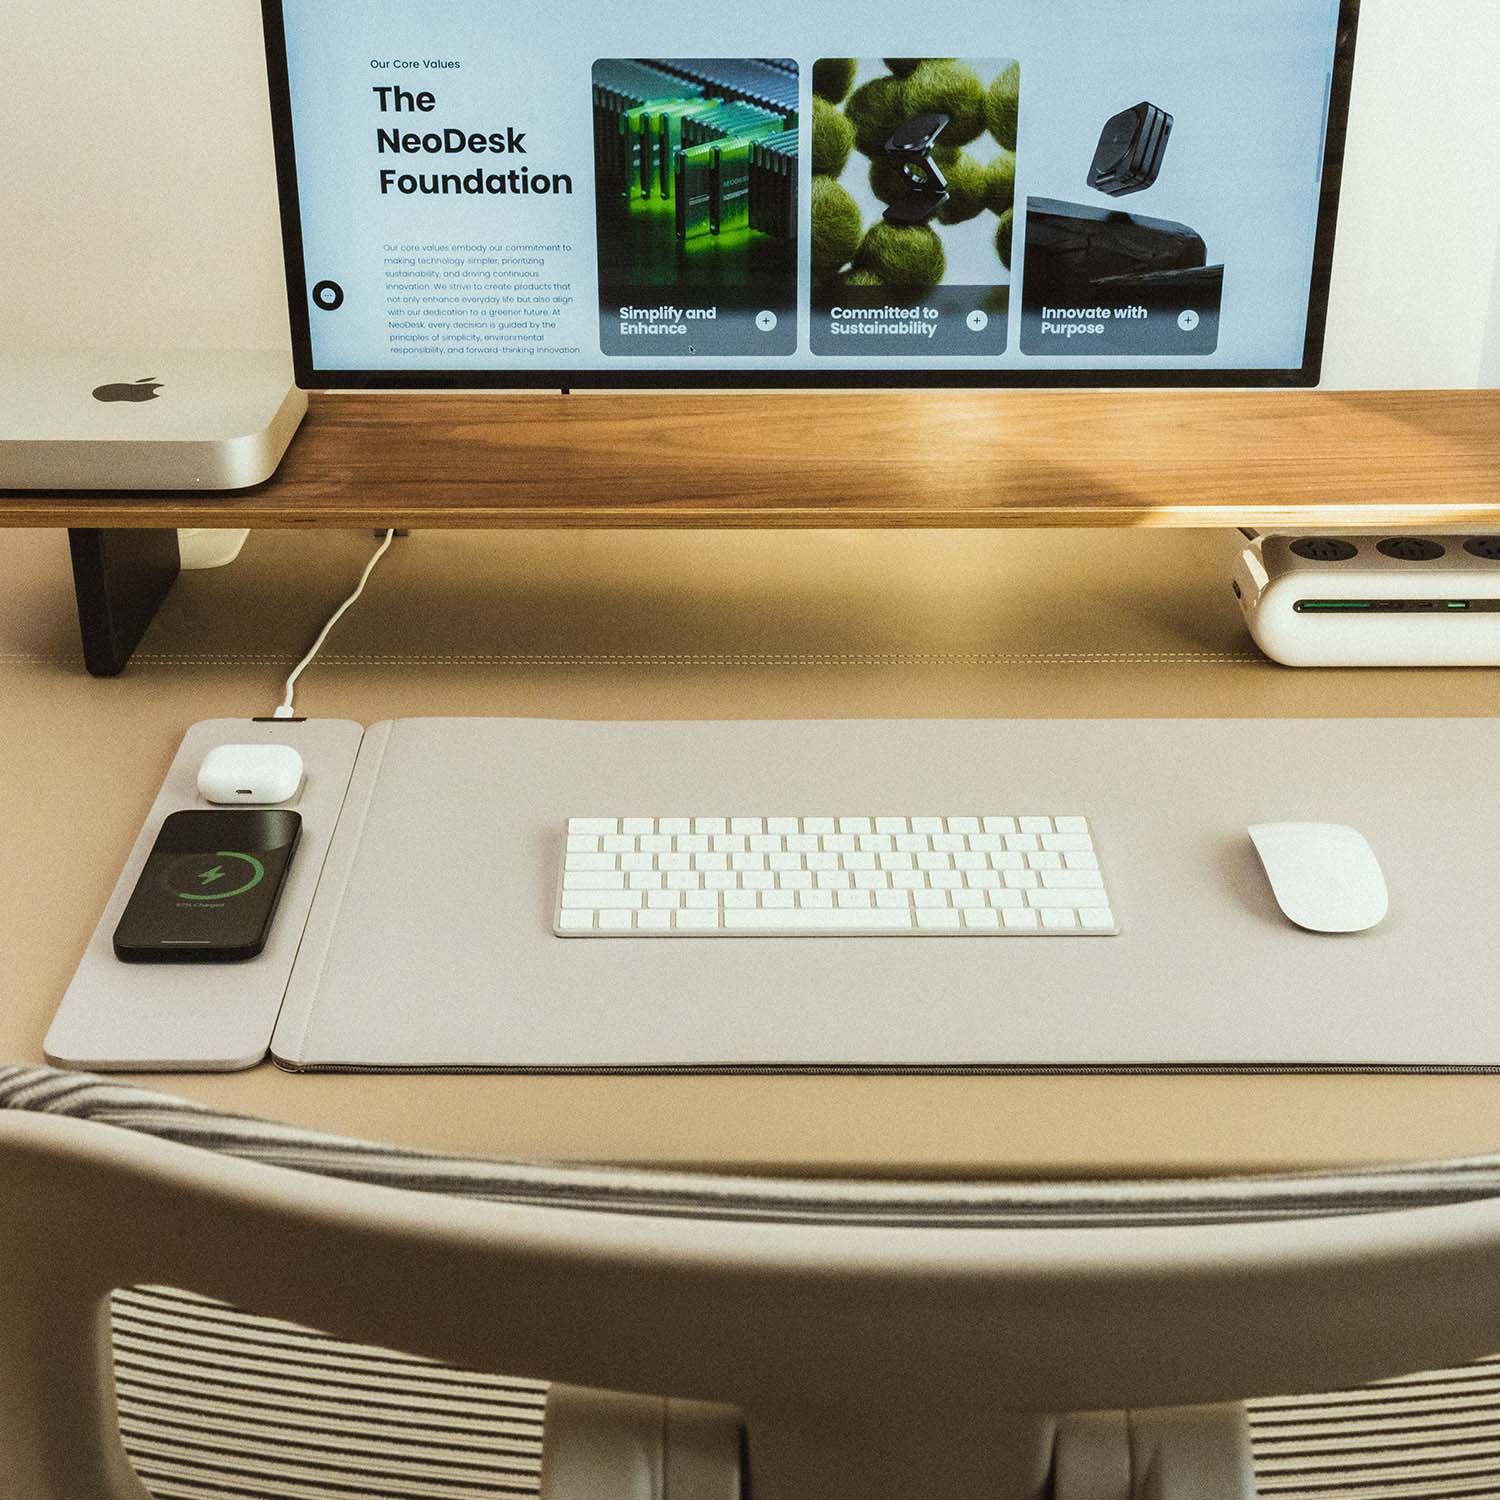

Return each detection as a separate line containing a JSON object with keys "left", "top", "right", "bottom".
{"left": 1087, "top": 101, "right": 1173, "bottom": 196}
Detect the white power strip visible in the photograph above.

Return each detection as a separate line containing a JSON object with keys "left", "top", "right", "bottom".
{"left": 1233, "top": 533, "right": 1500, "bottom": 666}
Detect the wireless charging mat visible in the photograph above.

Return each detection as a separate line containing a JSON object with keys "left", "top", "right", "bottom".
{"left": 46, "top": 719, "right": 364, "bottom": 1071}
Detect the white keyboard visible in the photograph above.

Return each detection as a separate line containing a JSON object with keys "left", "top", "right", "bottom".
{"left": 554, "top": 816, "right": 1118, "bottom": 937}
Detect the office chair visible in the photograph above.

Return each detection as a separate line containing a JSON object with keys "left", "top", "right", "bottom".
{"left": 7, "top": 1065, "right": 1500, "bottom": 1500}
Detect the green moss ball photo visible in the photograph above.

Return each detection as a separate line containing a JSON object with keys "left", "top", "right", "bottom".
{"left": 994, "top": 207, "right": 1014, "bottom": 270}
{"left": 811, "top": 175, "right": 864, "bottom": 279}
{"left": 811, "top": 96, "right": 855, "bottom": 178}
{"left": 842, "top": 267, "right": 885, "bottom": 288}
{"left": 855, "top": 221, "right": 946, "bottom": 291}
{"left": 986, "top": 62, "right": 1021, "bottom": 151}
{"left": 867, "top": 155, "right": 906, "bottom": 207}
{"left": 900, "top": 60, "right": 986, "bottom": 146}
{"left": 846, "top": 74, "right": 908, "bottom": 157}
{"left": 935, "top": 152, "right": 989, "bottom": 225}
{"left": 812, "top": 57, "right": 858, "bottom": 104}
{"left": 985, "top": 148, "right": 1016, "bottom": 216}
{"left": 883, "top": 58, "right": 945, "bottom": 78}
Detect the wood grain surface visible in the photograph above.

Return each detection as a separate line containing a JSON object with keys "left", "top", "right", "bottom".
{"left": 4, "top": 388, "right": 1500, "bottom": 529}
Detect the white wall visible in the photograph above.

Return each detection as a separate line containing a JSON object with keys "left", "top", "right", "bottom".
{"left": 5, "top": 0, "right": 1498, "bottom": 387}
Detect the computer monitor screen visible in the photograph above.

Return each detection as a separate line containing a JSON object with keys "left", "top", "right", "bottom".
{"left": 262, "top": 0, "right": 1358, "bottom": 388}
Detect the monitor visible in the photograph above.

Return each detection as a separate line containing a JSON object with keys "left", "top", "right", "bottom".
{"left": 261, "top": 0, "right": 1358, "bottom": 389}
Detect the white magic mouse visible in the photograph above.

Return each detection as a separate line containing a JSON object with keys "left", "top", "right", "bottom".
{"left": 1248, "top": 822, "right": 1388, "bottom": 934}
{"left": 198, "top": 743, "right": 304, "bottom": 805}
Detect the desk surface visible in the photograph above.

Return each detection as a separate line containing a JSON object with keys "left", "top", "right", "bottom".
{"left": 7, "top": 523, "right": 1500, "bottom": 1177}
{"left": 4, "top": 389, "right": 1500, "bottom": 531}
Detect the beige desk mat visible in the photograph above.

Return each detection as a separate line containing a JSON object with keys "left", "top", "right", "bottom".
{"left": 3, "top": 524, "right": 1499, "bottom": 1173}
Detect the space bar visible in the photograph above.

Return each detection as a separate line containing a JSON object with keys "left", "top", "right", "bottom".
{"left": 722, "top": 908, "right": 914, "bottom": 932}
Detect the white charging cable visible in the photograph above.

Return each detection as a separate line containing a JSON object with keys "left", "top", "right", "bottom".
{"left": 273, "top": 529, "right": 396, "bottom": 719}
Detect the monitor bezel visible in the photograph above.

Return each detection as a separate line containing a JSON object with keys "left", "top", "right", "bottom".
{"left": 260, "top": 0, "right": 1361, "bottom": 391}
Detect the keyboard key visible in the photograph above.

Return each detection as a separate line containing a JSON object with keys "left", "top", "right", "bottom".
{"left": 622, "top": 818, "right": 654, "bottom": 835}
{"left": 913, "top": 890, "right": 949, "bottom": 909}
{"left": 1042, "top": 834, "right": 1094, "bottom": 852}
{"left": 731, "top": 818, "right": 763, "bottom": 834}
{"left": 599, "top": 910, "right": 635, "bottom": 931}
{"left": 1019, "top": 816, "right": 1053, "bottom": 834}
{"left": 569, "top": 818, "right": 617, "bottom": 836}
{"left": 636, "top": 910, "right": 672, "bottom": 931}
{"left": 1055, "top": 817, "right": 1089, "bottom": 833}
{"left": 916, "top": 909, "right": 961, "bottom": 930}
{"left": 684, "top": 890, "right": 717, "bottom": 910}
{"left": 1042, "top": 870, "right": 1106, "bottom": 889}
{"left": 567, "top": 835, "right": 601, "bottom": 853}
{"left": 725, "top": 908, "right": 912, "bottom": 932}
{"left": 963, "top": 908, "right": 1000, "bottom": 929}
{"left": 561, "top": 890, "right": 641, "bottom": 910}
{"left": 1003, "top": 908, "right": 1039, "bottom": 930}
{"left": 838, "top": 817, "right": 872, "bottom": 834}
{"left": 1004, "top": 870, "right": 1039, "bottom": 889}
{"left": 1065, "top": 852, "right": 1100, "bottom": 870}
{"left": 1080, "top": 908, "right": 1115, "bottom": 929}
{"left": 565, "top": 852, "right": 615, "bottom": 871}
{"left": 694, "top": 817, "right": 725, "bottom": 835}
{"left": 982, "top": 817, "right": 1016, "bottom": 834}
{"left": 948, "top": 816, "right": 980, "bottom": 834}
{"left": 557, "top": 910, "right": 594, "bottom": 931}
{"left": 1027, "top": 889, "right": 1099, "bottom": 908}
{"left": 1041, "top": 908, "right": 1078, "bottom": 930}
{"left": 875, "top": 817, "right": 908, "bottom": 834}
{"left": 676, "top": 909, "right": 719, "bottom": 929}
{"left": 911, "top": 817, "right": 944, "bottom": 834}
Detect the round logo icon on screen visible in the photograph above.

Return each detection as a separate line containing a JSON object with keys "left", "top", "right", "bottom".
{"left": 755, "top": 310, "right": 778, "bottom": 333}
{"left": 1178, "top": 309, "right": 1200, "bottom": 332}
{"left": 966, "top": 310, "right": 989, "bottom": 333}
{"left": 312, "top": 280, "right": 345, "bottom": 312}
{"left": 164, "top": 851, "right": 265, "bottom": 902}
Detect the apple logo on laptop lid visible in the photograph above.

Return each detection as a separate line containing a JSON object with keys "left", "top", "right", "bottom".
{"left": 92, "top": 377, "right": 162, "bottom": 403}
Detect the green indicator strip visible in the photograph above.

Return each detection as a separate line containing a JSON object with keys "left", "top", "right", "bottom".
{"left": 1295, "top": 600, "right": 1487, "bottom": 613}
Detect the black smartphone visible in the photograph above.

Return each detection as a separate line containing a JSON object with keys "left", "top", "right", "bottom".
{"left": 113, "top": 809, "right": 302, "bottom": 962}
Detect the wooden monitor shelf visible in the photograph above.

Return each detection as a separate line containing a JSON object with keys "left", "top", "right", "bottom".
{"left": 4, "top": 388, "right": 1498, "bottom": 673}
{"left": 5, "top": 388, "right": 1500, "bottom": 531}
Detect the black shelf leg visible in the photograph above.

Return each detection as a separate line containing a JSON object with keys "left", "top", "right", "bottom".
{"left": 67, "top": 528, "right": 181, "bottom": 677}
